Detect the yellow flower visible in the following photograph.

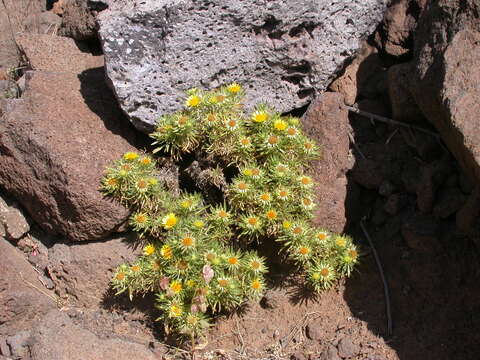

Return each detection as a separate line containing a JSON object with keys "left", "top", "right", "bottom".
{"left": 282, "top": 220, "right": 292, "bottom": 229}
{"left": 162, "top": 213, "right": 178, "bottom": 229}
{"left": 169, "top": 304, "right": 182, "bottom": 318}
{"left": 186, "top": 280, "right": 196, "bottom": 288}
{"left": 136, "top": 179, "right": 149, "bottom": 192}
{"left": 123, "top": 152, "right": 138, "bottom": 160}
{"left": 335, "top": 237, "right": 347, "bottom": 248}
{"left": 251, "top": 279, "right": 262, "bottom": 291}
{"left": 143, "top": 244, "right": 155, "bottom": 256}
{"left": 105, "top": 177, "right": 118, "bottom": 187}
{"left": 265, "top": 209, "right": 277, "bottom": 220}
{"left": 273, "top": 120, "right": 288, "bottom": 131}
{"left": 286, "top": 127, "right": 298, "bottom": 137}
{"left": 148, "top": 178, "right": 158, "bottom": 186}
{"left": 133, "top": 213, "right": 148, "bottom": 224}
{"left": 193, "top": 220, "right": 205, "bottom": 228}
{"left": 227, "top": 83, "right": 241, "bottom": 93}
{"left": 170, "top": 281, "right": 182, "bottom": 294}
{"left": 218, "top": 278, "right": 230, "bottom": 288}
{"left": 180, "top": 199, "right": 192, "bottom": 209}
{"left": 243, "top": 169, "right": 253, "bottom": 177}
{"left": 349, "top": 249, "right": 358, "bottom": 259}
{"left": 299, "top": 176, "right": 313, "bottom": 187}
{"left": 115, "top": 272, "right": 125, "bottom": 281}
{"left": 299, "top": 246, "right": 310, "bottom": 255}
{"left": 181, "top": 236, "right": 195, "bottom": 248}
{"left": 317, "top": 231, "right": 329, "bottom": 241}
{"left": 252, "top": 111, "right": 268, "bottom": 123}
{"left": 312, "top": 272, "right": 321, "bottom": 280}
{"left": 236, "top": 182, "right": 249, "bottom": 192}
{"left": 131, "top": 265, "right": 141, "bottom": 272}
{"left": 160, "top": 245, "right": 173, "bottom": 259}
{"left": 217, "top": 209, "right": 229, "bottom": 219}
{"left": 239, "top": 137, "right": 251, "bottom": 147}
{"left": 228, "top": 257, "right": 239, "bottom": 265}
{"left": 140, "top": 157, "right": 152, "bottom": 165}
{"left": 320, "top": 268, "right": 330, "bottom": 277}
{"left": 186, "top": 95, "right": 201, "bottom": 107}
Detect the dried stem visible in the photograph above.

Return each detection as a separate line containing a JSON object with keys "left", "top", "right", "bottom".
{"left": 360, "top": 220, "right": 393, "bottom": 336}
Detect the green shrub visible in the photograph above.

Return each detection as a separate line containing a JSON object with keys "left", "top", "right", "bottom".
{"left": 101, "top": 83, "right": 358, "bottom": 339}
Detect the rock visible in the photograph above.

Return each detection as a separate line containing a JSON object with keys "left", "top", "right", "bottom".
{"left": 375, "top": 0, "right": 427, "bottom": 57}
{"left": 416, "top": 159, "right": 452, "bottom": 213}
{"left": 337, "top": 337, "right": 360, "bottom": 358}
{"left": 384, "top": 193, "right": 408, "bottom": 215}
{"left": 98, "top": 0, "right": 388, "bottom": 133}
{"left": 433, "top": 187, "right": 467, "bottom": 219}
{"left": 0, "top": 239, "right": 55, "bottom": 336}
{"left": 302, "top": 92, "right": 352, "bottom": 233}
{"left": 379, "top": 180, "right": 396, "bottom": 197}
{"left": 0, "top": 195, "right": 30, "bottom": 240}
{"left": 58, "top": 0, "right": 97, "bottom": 40}
{"left": 387, "top": 63, "right": 425, "bottom": 123}
{"left": 0, "top": 39, "right": 144, "bottom": 240}
{"left": 319, "top": 345, "right": 341, "bottom": 360}
{"left": 407, "top": 0, "right": 480, "bottom": 185}
{"left": 16, "top": 34, "right": 103, "bottom": 73}
{"left": 47, "top": 235, "right": 140, "bottom": 307}
{"left": 29, "top": 310, "right": 158, "bottom": 360}
{"left": 401, "top": 214, "right": 438, "bottom": 252}
{"left": 457, "top": 186, "right": 480, "bottom": 234}
{"left": 5, "top": 331, "right": 30, "bottom": 359}
{"left": 305, "top": 323, "right": 322, "bottom": 341}
{"left": 0, "top": 338, "right": 10, "bottom": 357}
{"left": 22, "top": 11, "right": 62, "bottom": 34}
{"left": 329, "top": 42, "right": 382, "bottom": 105}
{"left": 259, "top": 293, "right": 280, "bottom": 310}
{"left": 291, "top": 352, "right": 308, "bottom": 360}
{"left": 0, "top": 0, "right": 45, "bottom": 70}
{"left": 351, "top": 158, "right": 383, "bottom": 190}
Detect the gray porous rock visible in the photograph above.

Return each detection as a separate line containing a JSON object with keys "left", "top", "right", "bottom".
{"left": 98, "top": 0, "right": 388, "bottom": 133}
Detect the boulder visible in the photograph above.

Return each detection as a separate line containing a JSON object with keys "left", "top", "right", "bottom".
{"left": 97, "top": 0, "right": 388, "bottom": 133}
{"left": 0, "top": 0, "right": 46, "bottom": 69}
{"left": 301, "top": 92, "right": 352, "bottom": 233}
{"left": 58, "top": 0, "right": 98, "bottom": 40}
{"left": 0, "top": 195, "right": 30, "bottom": 240}
{"left": 0, "top": 238, "right": 55, "bottom": 336}
{"left": 329, "top": 41, "right": 383, "bottom": 105}
{"left": 29, "top": 310, "right": 158, "bottom": 360}
{"left": 0, "top": 34, "right": 145, "bottom": 241}
{"left": 407, "top": 0, "right": 480, "bottom": 185}
{"left": 374, "top": 0, "right": 428, "bottom": 57}
{"left": 47, "top": 235, "right": 140, "bottom": 307}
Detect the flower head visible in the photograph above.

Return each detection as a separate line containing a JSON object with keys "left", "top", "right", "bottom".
{"left": 169, "top": 303, "right": 183, "bottom": 318}
{"left": 227, "top": 83, "right": 242, "bottom": 93}
{"left": 225, "top": 118, "right": 239, "bottom": 130}
{"left": 298, "top": 175, "right": 313, "bottom": 187}
{"left": 170, "top": 281, "right": 183, "bottom": 294}
{"left": 162, "top": 213, "right": 178, "bottom": 229}
{"left": 186, "top": 95, "right": 201, "bottom": 107}
{"left": 277, "top": 188, "right": 290, "bottom": 200}
{"left": 273, "top": 119, "right": 288, "bottom": 131}
{"left": 143, "top": 244, "right": 155, "bottom": 256}
{"left": 286, "top": 127, "right": 298, "bottom": 137}
{"left": 251, "top": 279, "right": 263, "bottom": 291}
{"left": 239, "top": 137, "right": 252, "bottom": 147}
{"left": 160, "top": 245, "right": 173, "bottom": 259}
{"left": 265, "top": 209, "right": 278, "bottom": 221}
{"left": 123, "top": 152, "right": 138, "bottom": 161}
{"left": 252, "top": 111, "right": 268, "bottom": 123}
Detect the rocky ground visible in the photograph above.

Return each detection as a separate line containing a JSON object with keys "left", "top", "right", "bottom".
{"left": 1, "top": 1, "right": 480, "bottom": 360}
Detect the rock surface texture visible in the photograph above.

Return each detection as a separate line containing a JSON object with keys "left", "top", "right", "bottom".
{"left": 29, "top": 310, "right": 158, "bottom": 360}
{"left": 0, "top": 34, "right": 143, "bottom": 241}
{"left": 403, "top": 0, "right": 480, "bottom": 184}
{"left": 301, "top": 92, "right": 353, "bottom": 233}
{"left": 97, "top": 0, "right": 388, "bottom": 133}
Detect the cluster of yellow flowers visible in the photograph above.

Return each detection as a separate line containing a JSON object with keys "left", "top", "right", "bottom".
{"left": 102, "top": 82, "right": 358, "bottom": 338}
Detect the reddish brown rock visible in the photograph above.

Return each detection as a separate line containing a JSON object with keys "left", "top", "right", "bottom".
{"left": 329, "top": 42, "right": 382, "bottom": 105}
{"left": 29, "top": 310, "right": 158, "bottom": 360}
{"left": 0, "top": 64, "right": 140, "bottom": 240}
{"left": 375, "top": 0, "right": 427, "bottom": 57}
{"left": 16, "top": 34, "right": 103, "bottom": 73}
{"left": 302, "top": 92, "right": 352, "bottom": 233}
{"left": 58, "top": 0, "right": 97, "bottom": 40}
{"left": 47, "top": 235, "right": 140, "bottom": 307}
{"left": 407, "top": 0, "right": 480, "bottom": 185}
{"left": 0, "top": 238, "right": 55, "bottom": 336}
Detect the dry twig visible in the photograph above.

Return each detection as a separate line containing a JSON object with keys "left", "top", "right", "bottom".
{"left": 360, "top": 220, "right": 393, "bottom": 336}
{"left": 346, "top": 105, "right": 440, "bottom": 140}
